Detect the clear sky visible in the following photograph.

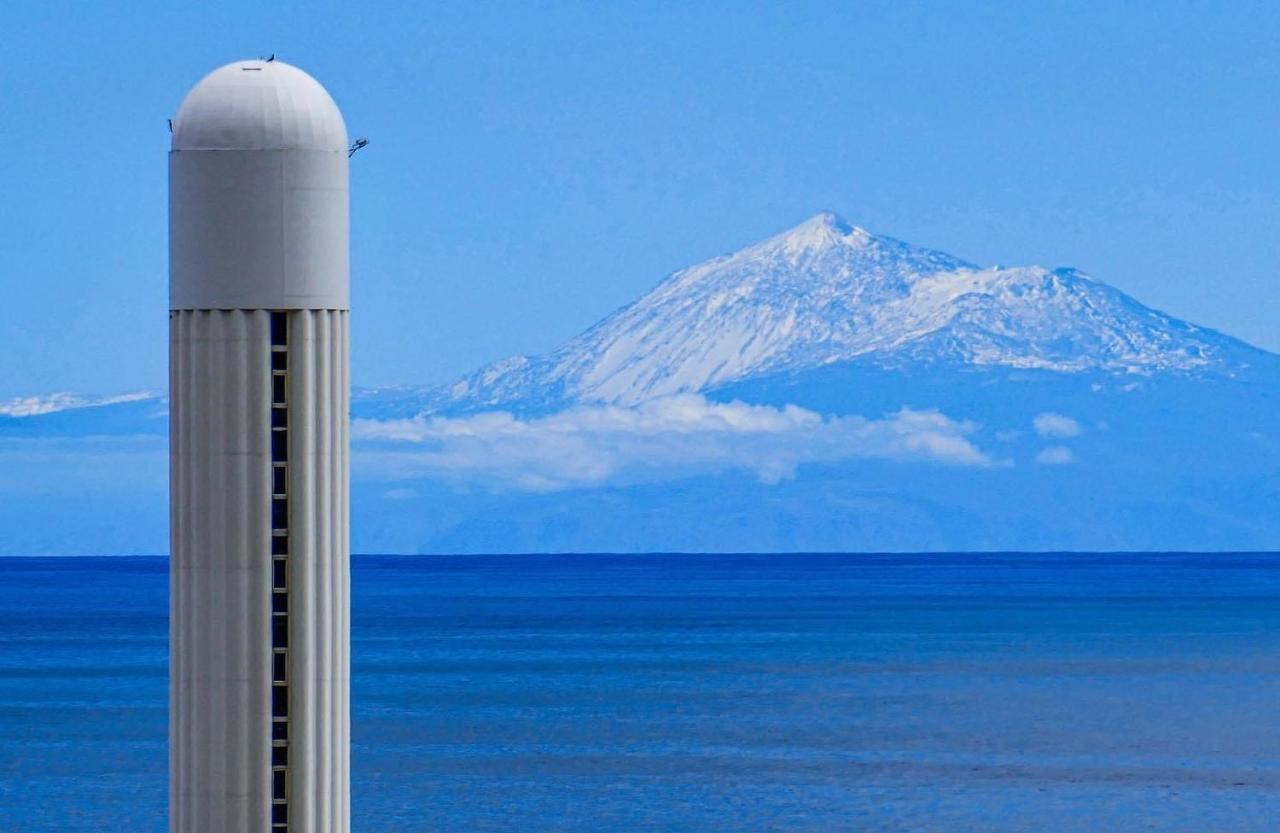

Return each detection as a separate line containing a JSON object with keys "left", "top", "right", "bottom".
{"left": 2, "top": 1, "right": 1278, "bottom": 398}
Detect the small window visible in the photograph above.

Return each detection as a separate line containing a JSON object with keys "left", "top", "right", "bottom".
{"left": 270, "top": 312, "right": 287, "bottom": 346}
{"left": 272, "top": 535, "right": 288, "bottom": 556}
{"left": 272, "top": 591, "right": 288, "bottom": 616}
{"left": 272, "top": 803, "right": 288, "bottom": 824}
{"left": 272, "top": 374, "right": 287, "bottom": 405}
{"left": 273, "top": 650, "right": 287, "bottom": 682}
{"left": 271, "top": 430, "right": 288, "bottom": 462}
{"left": 272, "top": 466, "right": 287, "bottom": 496}
{"left": 271, "top": 350, "right": 287, "bottom": 372}
{"left": 272, "top": 497, "right": 288, "bottom": 529}
{"left": 272, "top": 615, "right": 288, "bottom": 648}
{"left": 272, "top": 684, "right": 288, "bottom": 717}
{"left": 272, "top": 407, "right": 287, "bottom": 430}
{"left": 272, "top": 720, "right": 288, "bottom": 741}
{"left": 272, "top": 744, "right": 288, "bottom": 768}
{"left": 272, "top": 768, "right": 287, "bottom": 800}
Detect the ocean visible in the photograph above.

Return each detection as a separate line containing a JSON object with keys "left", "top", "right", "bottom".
{"left": 1, "top": 553, "right": 1277, "bottom": 831}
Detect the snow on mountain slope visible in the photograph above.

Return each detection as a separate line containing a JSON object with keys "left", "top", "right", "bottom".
{"left": 423, "top": 212, "right": 1275, "bottom": 413}
{"left": 0, "top": 391, "right": 158, "bottom": 418}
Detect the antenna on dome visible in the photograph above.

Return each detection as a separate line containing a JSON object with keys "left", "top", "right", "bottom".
{"left": 264, "top": 53, "right": 276, "bottom": 62}
{"left": 348, "top": 137, "right": 369, "bottom": 158}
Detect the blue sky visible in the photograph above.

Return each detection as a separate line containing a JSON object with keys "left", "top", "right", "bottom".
{"left": 3, "top": 1, "right": 1279, "bottom": 399}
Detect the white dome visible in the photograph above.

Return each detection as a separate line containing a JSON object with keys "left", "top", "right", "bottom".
{"left": 172, "top": 59, "right": 347, "bottom": 151}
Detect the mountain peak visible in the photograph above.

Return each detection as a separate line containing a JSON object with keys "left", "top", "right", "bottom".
{"left": 804, "top": 210, "right": 857, "bottom": 234}
{"left": 765, "top": 211, "right": 871, "bottom": 254}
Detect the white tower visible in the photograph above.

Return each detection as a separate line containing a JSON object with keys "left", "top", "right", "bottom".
{"left": 169, "top": 59, "right": 350, "bottom": 833}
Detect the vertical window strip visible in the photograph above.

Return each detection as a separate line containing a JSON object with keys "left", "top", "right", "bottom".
{"left": 269, "top": 311, "right": 289, "bottom": 831}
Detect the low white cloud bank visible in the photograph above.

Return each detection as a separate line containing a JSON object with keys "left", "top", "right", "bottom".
{"left": 354, "top": 394, "right": 993, "bottom": 492}
{"left": 1033, "top": 412, "right": 1083, "bottom": 438}
{"left": 1035, "top": 445, "right": 1076, "bottom": 465}
{"left": 0, "top": 391, "right": 157, "bottom": 418}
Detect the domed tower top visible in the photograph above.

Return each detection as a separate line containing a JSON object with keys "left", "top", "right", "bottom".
{"left": 172, "top": 59, "right": 347, "bottom": 152}
{"left": 169, "top": 58, "right": 350, "bottom": 311}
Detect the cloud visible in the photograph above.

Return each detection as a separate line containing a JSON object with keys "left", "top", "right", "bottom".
{"left": 0, "top": 391, "right": 158, "bottom": 418}
{"left": 1033, "top": 412, "right": 1083, "bottom": 438}
{"left": 353, "top": 394, "right": 993, "bottom": 492}
{"left": 1034, "top": 445, "right": 1076, "bottom": 465}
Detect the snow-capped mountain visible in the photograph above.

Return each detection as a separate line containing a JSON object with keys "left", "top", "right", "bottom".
{"left": 422, "top": 212, "right": 1275, "bottom": 414}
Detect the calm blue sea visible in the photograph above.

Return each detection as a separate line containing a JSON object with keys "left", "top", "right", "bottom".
{"left": 1, "top": 553, "right": 1278, "bottom": 832}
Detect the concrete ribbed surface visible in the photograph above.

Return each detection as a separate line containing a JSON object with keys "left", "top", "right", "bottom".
{"left": 170, "top": 310, "right": 272, "bottom": 833}
{"left": 170, "top": 309, "right": 349, "bottom": 833}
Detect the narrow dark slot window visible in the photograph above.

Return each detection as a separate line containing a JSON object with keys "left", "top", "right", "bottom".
{"left": 270, "top": 312, "right": 287, "bottom": 346}
{"left": 271, "top": 430, "right": 288, "bottom": 461}
{"left": 272, "top": 769, "right": 287, "bottom": 800}
{"left": 272, "top": 615, "right": 289, "bottom": 649}
{"left": 272, "top": 497, "right": 288, "bottom": 529}
{"left": 270, "top": 310, "right": 289, "bottom": 822}
{"left": 272, "top": 685, "right": 288, "bottom": 717}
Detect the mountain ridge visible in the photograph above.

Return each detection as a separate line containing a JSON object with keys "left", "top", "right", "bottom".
{"left": 5, "top": 212, "right": 1276, "bottom": 424}
{"left": 409, "top": 212, "right": 1277, "bottom": 415}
